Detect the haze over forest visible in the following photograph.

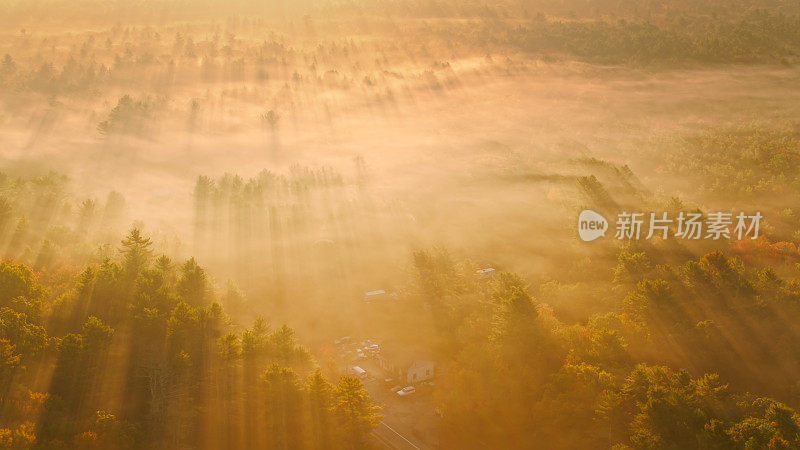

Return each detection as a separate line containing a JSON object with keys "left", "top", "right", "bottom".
{"left": 2, "top": 0, "right": 800, "bottom": 448}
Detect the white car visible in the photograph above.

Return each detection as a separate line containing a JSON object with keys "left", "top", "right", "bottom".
{"left": 364, "top": 344, "right": 380, "bottom": 355}
{"left": 396, "top": 386, "right": 416, "bottom": 397}
{"left": 350, "top": 366, "right": 367, "bottom": 379}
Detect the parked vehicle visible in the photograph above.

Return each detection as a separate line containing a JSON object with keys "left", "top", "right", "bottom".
{"left": 351, "top": 366, "right": 367, "bottom": 379}
{"left": 364, "top": 344, "right": 380, "bottom": 355}
{"left": 396, "top": 386, "right": 416, "bottom": 397}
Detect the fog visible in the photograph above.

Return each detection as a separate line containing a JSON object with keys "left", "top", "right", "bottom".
{"left": 2, "top": 1, "right": 800, "bottom": 448}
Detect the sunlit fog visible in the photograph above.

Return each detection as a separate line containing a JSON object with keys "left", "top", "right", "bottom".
{"left": 1, "top": 0, "right": 800, "bottom": 448}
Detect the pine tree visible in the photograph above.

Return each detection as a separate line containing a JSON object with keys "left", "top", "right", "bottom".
{"left": 120, "top": 228, "right": 153, "bottom": 278}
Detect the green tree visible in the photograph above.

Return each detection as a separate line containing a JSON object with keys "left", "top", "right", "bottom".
{"left": 119, "top": 228, "right": 153, "bottom": 278}
{"left": 332, "top": 376, "right": 381, "bottom": 449}
{"left": 177, "top": 258, "right": 207, "bottom": 305}
{"left": 0, "top": 261, "right": 42, "bottom": 307}
{"left": 306, "top": 369, "right": 333, "bottom": 449}
{"left": 262, "top": 364, "right": 305, "bottom": 449}
{"left": 0, "top": 339, "right": 21, "bottom": 404}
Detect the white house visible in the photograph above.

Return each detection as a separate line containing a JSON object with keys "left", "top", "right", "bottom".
{"left": 405, "top": 360, "right": 434, "bottom": 384}
{"left": 376, "top": 345, "right": 435, "bottom": 385}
